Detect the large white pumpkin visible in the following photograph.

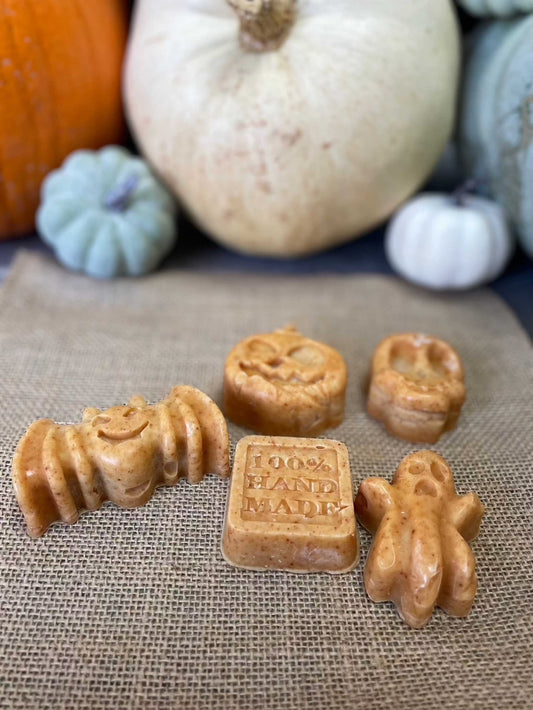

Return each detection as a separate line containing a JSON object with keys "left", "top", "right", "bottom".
{"left": 124, "top": 0, "right": 460, "bottom": 257}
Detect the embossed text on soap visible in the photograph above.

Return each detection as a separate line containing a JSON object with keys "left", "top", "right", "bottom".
{"left": 241, "top": 444, "right": 344, "bottom": 526}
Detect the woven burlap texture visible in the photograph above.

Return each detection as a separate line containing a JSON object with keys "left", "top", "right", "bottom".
{"left": 0, "top": 252, "right": 531, "bottom": 710}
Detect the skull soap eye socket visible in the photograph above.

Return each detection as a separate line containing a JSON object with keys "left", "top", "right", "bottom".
{"left": 427, "top": 343, "right": 450, "bottom": 378}
{"left": 287, "top": 346, "right": 327, "bottom": 368}
{"left": 390, "top": 342, "right": 416, "bottom": 374}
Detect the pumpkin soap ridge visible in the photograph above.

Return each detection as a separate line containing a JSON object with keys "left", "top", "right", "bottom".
{"left": 37, "top": 146, "right": 177, "bottom": 279}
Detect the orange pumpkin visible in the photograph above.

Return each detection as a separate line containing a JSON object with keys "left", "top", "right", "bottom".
{"left": 0, "top": 0, "right": 129, "bottom": 240}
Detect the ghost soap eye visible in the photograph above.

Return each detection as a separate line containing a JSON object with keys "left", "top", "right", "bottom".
{"left": 223, "top": 327, "right": 348, "bottom": 437}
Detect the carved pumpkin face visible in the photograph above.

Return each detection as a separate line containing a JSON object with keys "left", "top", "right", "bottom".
{"left": 224, "top": 327, "right": 347, "bottom": 437}
{"left": 237, "top": 329, "right": 336, "bottom": 389}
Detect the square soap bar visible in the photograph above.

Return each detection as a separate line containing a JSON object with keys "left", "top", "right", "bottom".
{"left": 221, "top": 436, "right": 359, "bottom": 573}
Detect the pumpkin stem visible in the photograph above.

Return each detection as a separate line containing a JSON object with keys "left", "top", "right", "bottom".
{"left": 226, "top": 0, "right": 296, "bottom": 52}
{"left": 451, "top": 178, "right": 477, "bottom": 207}
{"left": 105, "top": 175, "right": 139, "bottom": 212}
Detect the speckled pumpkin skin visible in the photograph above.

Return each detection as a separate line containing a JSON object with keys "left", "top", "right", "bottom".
{"left": 459, "top": 16, "right": 533, "bottom": 259}
{"left": 124, "top": 0, "right": 460, "bottom": 257}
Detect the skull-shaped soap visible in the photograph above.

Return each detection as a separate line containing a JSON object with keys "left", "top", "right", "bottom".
{"left": 12, "top": 386, "right": 230, "bottom": 537}
{"left": 355, "top": 450, "right": 485, "bottom": 628}
{"left": 224, "top": 327, "right": 347, "bottom": 437}
{"left": 367, "top": 333, "right": 466, "bottom": 443}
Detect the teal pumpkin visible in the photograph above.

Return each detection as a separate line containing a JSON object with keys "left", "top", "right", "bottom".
{"left": 459, "top": 16, "right": 533, "bottom": 258}
{"left": 37, "top": 146, "right": 177, "bottom": 278}
{"left": 457, "top": 0, "right": 533, "bottom": 16}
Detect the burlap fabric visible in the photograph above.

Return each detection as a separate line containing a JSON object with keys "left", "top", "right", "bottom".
{"left": 0, "top": 252, "right": 531, "bottom": 710}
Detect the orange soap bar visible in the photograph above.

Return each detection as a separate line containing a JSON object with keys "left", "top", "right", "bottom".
{"left": 222, "top": 436, "right": 359, "bottom": 574}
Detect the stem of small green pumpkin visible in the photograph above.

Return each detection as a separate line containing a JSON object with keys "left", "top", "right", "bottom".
{"left": 104, "top": 174, "right": 139, "bottom": 212}
{"left": 226, "top": 0, "right": 296, "bottom": 52}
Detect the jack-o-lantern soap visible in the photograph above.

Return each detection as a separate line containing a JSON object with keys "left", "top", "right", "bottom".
{"left": 12, "top": 386, "right": 230, "bottom": 537}
{"left": 367, "top": 333, "right": 466, "bottom": 443}
{"left": 224, "top": 327, "right": 347, "bottom": 437}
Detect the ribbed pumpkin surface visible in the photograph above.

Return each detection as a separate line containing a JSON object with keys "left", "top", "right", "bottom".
{"left": 0, "top": 0, "right": 128, "bottom": 240}
{"left": 457, "top": 0, "right": 533, "bottom": 17}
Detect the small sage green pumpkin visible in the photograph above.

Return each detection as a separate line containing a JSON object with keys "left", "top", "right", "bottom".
{"left": 37, "top": 146, "right": 177, "bottom": 278}
{"left": 459, "top": 16, "right": 533, "bottom": 259}
{"left": 457, "top": 0, "right": 533, "bottom": 16}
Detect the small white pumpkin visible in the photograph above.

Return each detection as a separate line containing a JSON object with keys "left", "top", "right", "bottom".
{"left": 456, "top": 0, "right": 533, "bottom": 17}
{"left": 385, "top": 190, "right": 514, "bottom": 290}
{"left": 37, "top": 146, "right": 177, "bottom": 279}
